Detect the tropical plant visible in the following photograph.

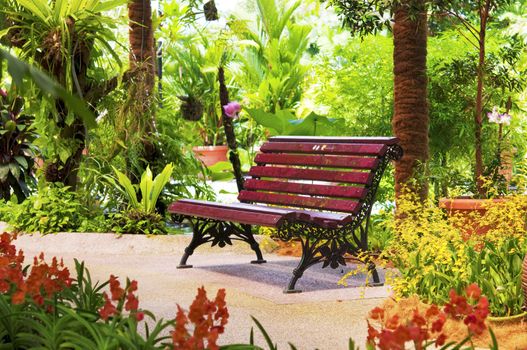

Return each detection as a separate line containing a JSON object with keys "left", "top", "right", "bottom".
{"left": 230, "top": 0, "right": 311, "bottom": 113}
{"left": 113, "top": 163, "right": 173, "bottom": 215}
{"left": 246, "top": 108, "right": 346, "bottom": 136}
{"left": 0, "top": 184, "right": 92, "bottom": 233}
{"left": 164, "top": 32, "right": 225, "bottom": 146}
{"left": 0, "top": 91, "right": 36, "bottom": 202}
{"left": 0, "top": 0, "right": 125, "bottom": 188}
{"left": 110, "top": 163, "right": 173, "bottom": 235}
{"left": 428, "top": 0, "right": 520, "bottom": 196}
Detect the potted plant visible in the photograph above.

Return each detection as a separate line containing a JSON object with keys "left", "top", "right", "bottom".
{"left": 166, "top": 33, "right": 228, "bottom": 166}
{"left": 439, "top": 104, "right": 518, "bottom": 235}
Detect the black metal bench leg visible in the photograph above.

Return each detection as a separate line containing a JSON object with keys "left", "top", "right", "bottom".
{"left": 284, "top": 238, "right": 320, "bottom": 294}
{"left": 242, "top": 225, "right": 267, "bottom": 264}
{"left": 177, "top": 231, "right": 204, "bottom": 269}
{"left": 367, "top": 261, "right": 383, "bottom": 287}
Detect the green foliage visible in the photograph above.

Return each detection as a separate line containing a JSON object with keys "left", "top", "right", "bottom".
{"left": 0, "top": 48, "right": 95, "bottom": 126}
{"left": 246, "top": 108, "right": 346, "bottom": 136}
{"left": 1, "top": 184, "right": 89, "bottom": 234}
{"left": 110, "top": 209, "right": 166, "bottom": 235}
{"left": 110, "top": 164, "right": 174, "bottom": 235}
{"left": 0, "top": 92, "right": 36, "bottom": 202}
{"left": 113, "top": 163, "right": 173, "bottom": 214}
{"left": 307, "top": 34, "right": 393, "bottom": 136}
{"left": 387, "top": 192, "right": 527, "bottom": 317}
{"left": 324, "top": 0, "right": 392, "bottom": 37}
{"left": 230, "top": 0, "right": 311, "bottom": 112}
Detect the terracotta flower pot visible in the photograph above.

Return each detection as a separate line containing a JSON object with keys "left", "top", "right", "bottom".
{"left": 192, "top": 145, "right": 229, "bottom": 167}
{"left": 439, "top": 197, "right": 506, "bottom": 237}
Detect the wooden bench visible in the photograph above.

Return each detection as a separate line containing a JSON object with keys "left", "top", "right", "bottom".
{"left": 169, "top": 136, "right": 402, "bottom": 293}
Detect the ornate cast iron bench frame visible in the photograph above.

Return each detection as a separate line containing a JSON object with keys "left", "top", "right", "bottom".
{"left": 169, "top": 136, "right": 402, "bottom": 293}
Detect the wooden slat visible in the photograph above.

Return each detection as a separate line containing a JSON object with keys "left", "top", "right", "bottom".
{"left": 255, "top": 153, "right": 379, "bottom": 169}
{"left": 260, "top": 142, "right": 386, "bottom": 156}
{"left": 244, "top": 179, "right": 367, "bottom": 199}
{"left": 175, "top": 199, "right": 312, "bottom": 221}
{"left": 269, "top": 136, "right": 398, "bottom": 145}
{"left": 248, "top": 166, "right": 373, "bottom": 185}
{"left": 168, "top": 201, "right": 286, "bottom": 227}
{"left": 238, "top": 191, "right": 359, "bottom": 214}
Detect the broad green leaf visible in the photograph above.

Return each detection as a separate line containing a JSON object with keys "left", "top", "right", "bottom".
{"left": 149, "top": 163, "right": 173, "bottom": 213}
{"left": 0, "top": 48, "right": 96, "bottom": 128}
{"left": 0, "top": 164, "right": 9, "bottom": 182}
{"left": 140, "top": 166, "right": 154, "bottom": 212}
{"left": 8, "top": 163, "right": 20, "bottom": 179}
{"left": 14, "top": 156, "right": 28, "bottom": 169}
{"left": 112, "top": 167, "right": 139, "bottom": 208}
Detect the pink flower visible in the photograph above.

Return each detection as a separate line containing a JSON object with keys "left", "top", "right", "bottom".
{"left": 488, "top": 106, "right": 512, "bottom": 125}
{"left": 498, "top": 113, "right": 511, "bottom": 125}
{"left": 223, "top": 102, "right": 241, "bottom": 118}
{"left": 487, "top": 106, "right": 499, "bottom": 123}
{"left": 0, "top": 89, "right": 6, "bottom": 98}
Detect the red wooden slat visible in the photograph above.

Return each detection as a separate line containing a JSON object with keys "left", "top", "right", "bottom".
{"left": 269, "top": 136, "right": 398, "bottom": 145}
{"left": 248, "top": 166, "right": 373, "bottom": 185}
{"left": 175, "top": 199, "right": 312, "bottom": 221}
{"left": 255, "top": 153, "right": 379, "bottom": 169}
{"left": 238, "top": 191, "right": 359, "bottom": 214}
{"left": 168, "top": 201, "right": 285, "bottom": 227}
{"left": 260, "top": 142, "right": 386, "bottom": 156}
{"left": 244, "top": 179, "right": 367, "bottom": 199}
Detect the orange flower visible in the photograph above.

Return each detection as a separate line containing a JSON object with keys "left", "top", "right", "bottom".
{"left": 171, "top": 287, "right": 229, "bottom": 350}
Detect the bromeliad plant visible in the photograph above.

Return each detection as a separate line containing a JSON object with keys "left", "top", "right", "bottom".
{"left": 0, "top": 90, "right": 37, "bottom": 202}
{"left": 111, "top": 163, "right": 174, "bottom": 235}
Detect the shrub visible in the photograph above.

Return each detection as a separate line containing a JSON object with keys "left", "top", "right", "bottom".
{"left": 386, "top": 192, "right": 527, "bottom": 317}
{"left": 1, "top": 184, "right": 89, "bottom": 234}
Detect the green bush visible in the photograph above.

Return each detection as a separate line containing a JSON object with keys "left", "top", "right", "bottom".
{"left": 1, "top": 184, "right": 89, "bottom": 234}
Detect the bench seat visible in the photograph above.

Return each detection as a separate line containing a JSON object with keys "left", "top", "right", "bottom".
{"left": 169, "top": 199, "right": 354, "bottom": 228}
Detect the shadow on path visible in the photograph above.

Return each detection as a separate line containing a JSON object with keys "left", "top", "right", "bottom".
{"left": 198, "top": 259, "right": 387, "bottom": 292}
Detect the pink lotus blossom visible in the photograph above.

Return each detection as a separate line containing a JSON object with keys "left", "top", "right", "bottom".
{"left": 0, "top": 89, "right": 7, "bottom": 98}
{"left": 223, "top": 101, "right": 241, "bottom": 118}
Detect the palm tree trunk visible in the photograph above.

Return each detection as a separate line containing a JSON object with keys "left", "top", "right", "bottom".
{"left": 392, "top": 0, "right": 429, "bottom": 202}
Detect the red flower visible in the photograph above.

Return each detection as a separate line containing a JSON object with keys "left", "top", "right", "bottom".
{"left": 135, "top": 311, "right": 145, "bottom": 321}
{"left": 465, "top": 283, "right": 481, "bottom": 300}
{"left": 435, "top": 333, "right": 447, "bottom": 346}
{"left": 369, "top": 306, "right": 385, "bottom": 321}
{"left": 125, "top": 292, "right": 139, "bottom": 311}
{"left": 11, "top": 290, "right": 25, "bottom": 304}
{"left": 109, "top": 275, "right": 124, "bottom": 300}
{"left": 98, "top": 292, "right": 117, "bottom": 321}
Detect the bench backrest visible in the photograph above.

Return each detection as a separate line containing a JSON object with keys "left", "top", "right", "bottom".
{"left": 238, "top": 136, "right": 400, "bottom": 215}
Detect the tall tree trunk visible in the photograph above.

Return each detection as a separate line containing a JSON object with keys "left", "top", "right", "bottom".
{"left": 127, "top": 0, "right": 157, "bottom": 178}
{"left": 392, "top": 0, "right": 429, "bottom": 202}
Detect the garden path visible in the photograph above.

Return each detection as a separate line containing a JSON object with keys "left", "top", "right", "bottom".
{"left": 9, "top": 229, "right": 389, "bottom": 349}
